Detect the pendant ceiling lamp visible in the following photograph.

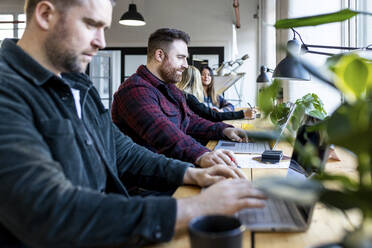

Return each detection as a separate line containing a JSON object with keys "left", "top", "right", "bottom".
{"left": 119, "top": 2, "right": 146, "bottom": 26}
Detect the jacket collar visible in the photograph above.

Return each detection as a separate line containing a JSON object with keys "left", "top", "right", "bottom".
{"left": 1, "top": 39, "right": 56, "bottom": 86}
{"left": 136, "top": 64, "right": 183, "bottom": 97}
{"left": 136, "top": 65, "right": 189, "bottom": 111}
{"left": 136, "top": 65, "right": 167, "bottom": 89}
{"left": 1, "top": 39, "right": 92, "bottom": 88}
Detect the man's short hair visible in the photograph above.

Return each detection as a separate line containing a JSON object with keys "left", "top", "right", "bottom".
{"left": 24, "top": 0, "right": 116, "bottom": 23}
{"left": 147, "top": 28, "right": 190, "bottom": 60}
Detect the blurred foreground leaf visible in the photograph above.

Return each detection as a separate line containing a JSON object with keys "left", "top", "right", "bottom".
{"left": 275, "top": 9, "right": 370, "bottom": 29}
{"left": 314, "top": 173, "right": 358, "bottom": 191}
{"left": 254, "top": 176, "right": 323, "bottom": 205}
{"left": 320, "top": 188, "right": 372, "bottom": 212}
{"left": 326, "top": 101, "right": 372, "bottom": 154}
{"left": 333, "top": 54, "right": 372, "bottom": 103}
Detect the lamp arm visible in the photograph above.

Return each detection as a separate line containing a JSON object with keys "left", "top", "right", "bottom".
{"left": 306, "top": 50, "right": 335, "bottom": 56}
{"left": 304, "top": 44, "right": 363, "bottom": 50}
{"left": 292, "top": 28, "right": 372, "bottom": 56}
{"left": 304, "top": 44, "right": 372, "bottom": 56}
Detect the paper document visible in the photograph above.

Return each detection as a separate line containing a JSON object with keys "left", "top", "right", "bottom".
{"left": 235, "top": 154, "right": 290, "bottom": 169}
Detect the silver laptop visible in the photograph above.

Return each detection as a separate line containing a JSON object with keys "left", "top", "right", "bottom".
{"left": 214, "top": 103, "right": 296, "bottom": 154}
{"left": 236, "top": 124, "right": 329, "bottom": 232}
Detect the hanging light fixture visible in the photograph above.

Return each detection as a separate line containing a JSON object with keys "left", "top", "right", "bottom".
{"left": 256, "top": 66, "right": 273, "bottom": 83}
{"left": 273, "top": 38, "right": 311, "bottom": 81}
{"left": 119, "top": 2, "right": 146, "bottom": 26}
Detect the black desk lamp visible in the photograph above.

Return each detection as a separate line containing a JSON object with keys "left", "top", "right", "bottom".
{"left": 273, "top": 38, "right": 311, "bottom": 81}
{"left": 256, "top": 66, "right": 273, "bottom": 83}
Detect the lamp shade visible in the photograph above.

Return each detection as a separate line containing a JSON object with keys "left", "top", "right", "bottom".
{"left": 273, "top": 39, "right": 310, "bottom": 81}
{"left": 256, "top": 66, "right": 271, "bottom": 83}
{"left": 119, "top": 4, "right": 146, "bottom": 26}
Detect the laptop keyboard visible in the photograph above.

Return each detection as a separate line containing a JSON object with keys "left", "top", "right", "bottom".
{"left": 217, "top": 141, "right": 270, "bottom": 154}
{"left": 237, "top": 198, "right": 302, "bottom": 228}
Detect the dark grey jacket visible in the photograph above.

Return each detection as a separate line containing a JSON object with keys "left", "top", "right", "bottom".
{"left": 0, "top": 39, "right": 192, "bottom": 248}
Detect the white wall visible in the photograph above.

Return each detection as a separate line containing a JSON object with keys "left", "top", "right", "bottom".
{"left": 107, "top": 0, "right": 259, "bottom": 106}
{"left": 0, "top": 0, "right": 24, "bottom": 13}
{"left": 0, "top": 0, "right": 259, "bottom": 106}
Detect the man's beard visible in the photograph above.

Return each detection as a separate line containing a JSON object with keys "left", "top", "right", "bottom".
{"left": 159, "top": 58, "right": 183, "bottom": 84}
{"left": 44, "top": 20, "right": 85, "bottom": 73}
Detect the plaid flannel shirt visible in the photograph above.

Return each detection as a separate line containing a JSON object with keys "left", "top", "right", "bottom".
{"left": 112, "top": 65, "right": 232, "bottom": 164}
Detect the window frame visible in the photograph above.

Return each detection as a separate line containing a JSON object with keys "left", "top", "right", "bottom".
{"left": 0, "top": 12, "right": 25, "bottom": 41}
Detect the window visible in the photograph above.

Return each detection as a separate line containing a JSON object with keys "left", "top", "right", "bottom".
{"left": 356, "top": 0, "right": 372, "bottom": 47}
{"left": 283, "top": 0, "right": 343, "bottom": 114}
{"left": 89, "top": 50, "right": 121, "bottom": 110}
{"left": 280, "top": 0, "right": 371, "bottom": 114}
{"left": 0, "top": 15, "right": 13, "bottom": 41}
{"left": 0, "top": 13, "right": 25, "bottom": 41}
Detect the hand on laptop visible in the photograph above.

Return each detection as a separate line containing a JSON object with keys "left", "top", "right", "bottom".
{"left": 183, "top": 164, "right": 247, "bottom": 187}
{"left": 196, "top": 149, "right": 239, "bottom": 168}
{"left": 176, "top": 179, "right": 266, "bottom": 230}
{"left": 199, "top": 179, "right": 266, "bottom": 214}
{"left": 223, "top": 127, "right": 248, "bottom": 143}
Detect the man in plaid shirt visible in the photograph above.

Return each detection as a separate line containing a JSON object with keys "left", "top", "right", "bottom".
{"left": 112, "top": 28, "right": 247, "bottom": 168}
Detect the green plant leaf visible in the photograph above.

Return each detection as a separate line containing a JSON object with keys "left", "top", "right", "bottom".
{"left": 319, "top": 190, "right": 357, "bottom": 210}
{"left": 326, "top": 54, "right": 345, "bottom": 72}
{"left": 326, "top": 101, "right": 372, "bottom": 154}
{"left": 289, "top": 93, "right": 327, "bottom": 132}
{"left": 270, "top": 103, "right": 290, "bottom": 125}
{"left": 274, "top": 9, "right": 370, "bottom": 29}
{"left": 314, "top": 173, "right": 358, "bottom": 190}
{"left": 334, "top": 54, "right": 370, "bottom": 102}
{"left": 308, "top": 110, "right": 326, "bottom": 120}
{"left": 320, "top": 188, "right": 372, "bottom": 212}
{"left": 258, "top": 79, "right": 281, "bottom": 116}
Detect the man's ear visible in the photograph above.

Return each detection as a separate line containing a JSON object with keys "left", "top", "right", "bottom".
{"left": 34, "top": 1, "right": 57, "bottom": 31}
{"left": 154, "top": 49, "right": 165, "bottom": 63}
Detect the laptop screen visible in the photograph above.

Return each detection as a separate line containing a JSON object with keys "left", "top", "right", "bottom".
{"left": 288, "top": 124, "right": 329, "bottom": 178}
{"left": 287, "top": 124, "right": 329, "bottom": 223}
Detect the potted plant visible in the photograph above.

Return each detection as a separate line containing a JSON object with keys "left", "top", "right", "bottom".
{"left": 258, "top": 79, "right": 327, "bottom": 135}
{"left": 256, "top": 9, "right": 372, "bottom": 248}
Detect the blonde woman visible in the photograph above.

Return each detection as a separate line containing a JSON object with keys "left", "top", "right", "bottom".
{"left": 177, "top": 66, "right": 254, "bottom": 122}
{"left": 176, "top": 65, "right": 204, "bottom": 102}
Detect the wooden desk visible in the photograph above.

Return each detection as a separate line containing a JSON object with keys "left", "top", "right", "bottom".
{"left": 148, "top": 119, "right": 359, "bottom": 248}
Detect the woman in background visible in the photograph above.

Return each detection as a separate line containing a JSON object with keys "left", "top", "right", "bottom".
{"left": 177, "top": 66, "right": 254, "bottom": 122}
{"left": 201, "top": 66, "right": 234, "bottom": 112}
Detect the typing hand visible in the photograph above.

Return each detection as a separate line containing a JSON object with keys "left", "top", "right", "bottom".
{"left": 175, "top": 179, "right": 266, "bottom": 230}
{"left": 183, "top": 164, "right": 247, "bottom": 187}
{"left": 223, "top": 127, "right": 248, "bottom": 142}
{"left": 196, "top": 149, "right": 239, "bottom": 168}
{"left": 196, "top": 179, "right": 266, "bottom": 214}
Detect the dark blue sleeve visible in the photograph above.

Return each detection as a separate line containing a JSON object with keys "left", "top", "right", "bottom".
{"left": 186, "top": 93, "right": 244, "bottom": 121}
{"left": 217, "top": 95, "right": 235, "bottom": 112}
